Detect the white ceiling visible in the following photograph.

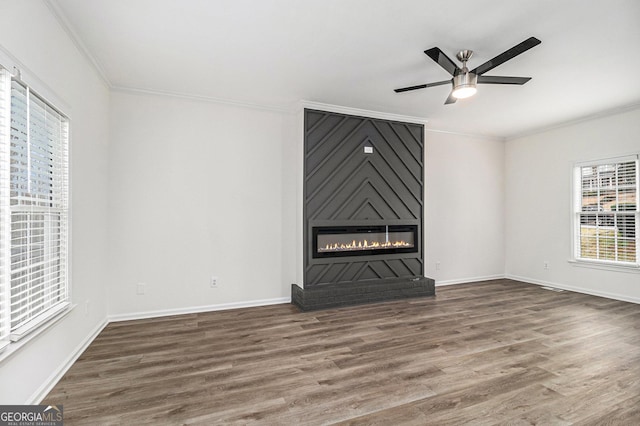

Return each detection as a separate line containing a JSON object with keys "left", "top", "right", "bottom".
{"left": 49, "top": 0, "right": 640, "bottom": 138}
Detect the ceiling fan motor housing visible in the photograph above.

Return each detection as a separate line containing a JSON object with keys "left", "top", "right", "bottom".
{"left": 452, "top": 49, "right": 477, "bottom": 98}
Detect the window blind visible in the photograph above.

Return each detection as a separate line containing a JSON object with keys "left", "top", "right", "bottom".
{"left": 0, "top": 68, "right": 11, "bottom": 345}
{"left": 3, "top": 76, "right": 69, "bottom": 342}
{"left": 576, "top": 157, "right": 638, "bottom": 265}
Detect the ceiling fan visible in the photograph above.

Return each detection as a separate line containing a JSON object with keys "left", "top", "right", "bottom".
{"left": 394, "top": 37, "right": 541, "bottom": 104}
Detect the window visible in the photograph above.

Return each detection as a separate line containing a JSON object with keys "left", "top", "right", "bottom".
{"left": 573, "top": 155, "right": 639, "bottom": 267}
{"left": 0, "top": 66, "right": 69, "bottom": 352}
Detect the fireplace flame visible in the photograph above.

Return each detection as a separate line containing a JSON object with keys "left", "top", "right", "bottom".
{"left": 319, "top": 239, "right": 413, "bottom": 253}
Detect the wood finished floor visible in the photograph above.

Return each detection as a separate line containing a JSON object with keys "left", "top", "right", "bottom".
{"left": 44, "top": 279, "right": 640, "bottom": 425}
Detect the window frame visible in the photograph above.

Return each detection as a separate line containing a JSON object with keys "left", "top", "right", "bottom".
{"left": 571, "top": 154, "right": 640, "bottom": 270}
{"left": 0, "top": 59, "right": 72, "bottom": 356}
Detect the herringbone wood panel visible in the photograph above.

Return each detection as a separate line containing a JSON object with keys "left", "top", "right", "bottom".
{"left": 45, "top": 279, "right": 640, "bottom": 424}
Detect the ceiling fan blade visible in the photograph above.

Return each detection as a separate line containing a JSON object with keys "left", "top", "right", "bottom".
{"left": 424, "top": 47, "right": 461, "bottom": 76}
{"left": 477, "top": 75, "right": 532, "bottom": 85}
{"left": 394, "top": 80, "right": 451, "bottom": 93}
{"left": 394, "top": 84, "right": 427, "bottom": 93}
{"left": 471, "top": 37, "right": 541, "bottom": 76}
{"left": 444, "top": 92, "right": 457, "bottom": 104}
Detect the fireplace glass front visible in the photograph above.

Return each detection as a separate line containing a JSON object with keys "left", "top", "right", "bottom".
{"left": 312, "top": 225, "right": 418, "bottom": 258}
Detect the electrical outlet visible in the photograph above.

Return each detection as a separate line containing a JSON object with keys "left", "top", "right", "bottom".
{"left": 137, "top": 282, "right": 146, "bottom": 295}
{"left": 436, "top": 261, "right": 441, "bottom": 271}
{"left": 543, "top": 261, "right": 550, "bottom": 270}
{"left": 210, "top": 276, "right": 218, "bottom": 288}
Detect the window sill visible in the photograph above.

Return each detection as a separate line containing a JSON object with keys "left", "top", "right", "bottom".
{"left": 568, "top": 259, "right": 640, "bottom": 274}
{"left": 0, "top": 303, "right": 75, "bottom": 364}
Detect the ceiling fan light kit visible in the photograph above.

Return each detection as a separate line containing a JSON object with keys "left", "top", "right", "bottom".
{"left": 451, "top": 82, "right": 477, "bottom": 99}
{"left": 395, "top": 37, "right": 541, "bottom": 104}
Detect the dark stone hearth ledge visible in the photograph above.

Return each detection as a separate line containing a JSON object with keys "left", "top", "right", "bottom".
{"left": 291, "top": 277, "right": 435, "bottom": 311}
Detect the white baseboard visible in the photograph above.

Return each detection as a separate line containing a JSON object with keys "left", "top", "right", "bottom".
{"left": 29, "top": 318, "right": 109, "bottom": 404}
{"left": 108, "top": 297, "right": 291, "bottom": 323}
{"left": 435, "top": 274, "right": 505, "bottom": 287}
{"left": 505, "top": 274, "right": 640, "bottom": 305}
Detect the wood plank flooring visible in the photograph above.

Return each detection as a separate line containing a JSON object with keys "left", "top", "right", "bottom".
{"left": 44, "top": 279, "right": 640, "bottom": 425}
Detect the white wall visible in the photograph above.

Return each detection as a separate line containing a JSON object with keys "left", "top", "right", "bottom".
{"left": 0, "top": 1, "right": 110, "bottom": 403}
{"left": 424, "top": 130, "right": 506, "bottom": 284}
{"left": 505, "top": 107, "right": 640, "bottom": 302}
{"left": 107, "top": 92, "right": 291, "bottom": 318}
{"left": 281, "top": 109, "right": 302, "bottom": 288}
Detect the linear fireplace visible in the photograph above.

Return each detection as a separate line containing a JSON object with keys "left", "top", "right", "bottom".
{"left": 312, "top": 225, "right": 418, "bottom": 258}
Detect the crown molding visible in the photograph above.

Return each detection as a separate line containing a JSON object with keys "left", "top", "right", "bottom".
{"left": 298, "top": 100, "right": 428, "bottom": 125}
{"left": 424, "top": 127, "right": 505, "bottom": 142}
{"left": 506, "top": 102, "right": 640, "bottom": 141}
{"left": 111, "top": 85, "right": 291, "bottom": 113}
{"left": 297, "top": 101, "right": 508, "bottom": 141}
{"left": 43, "top": 0, "right": 112, "bottom": 88}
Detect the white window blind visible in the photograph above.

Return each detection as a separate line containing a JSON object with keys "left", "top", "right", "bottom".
{"left": 574, "top": 156, "right": 639, "bottom": 266}
{"left": 0, "top": 68, "right": 11, "bottom": 345}
{"left": 0, "top": 67, "right": 69, "bottom": 348}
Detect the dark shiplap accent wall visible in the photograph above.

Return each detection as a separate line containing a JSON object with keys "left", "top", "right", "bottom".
{"left": 304, "top": 109, "right": 424, "bottom": 286}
